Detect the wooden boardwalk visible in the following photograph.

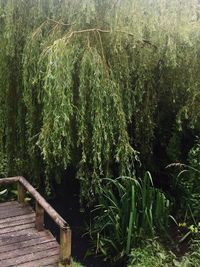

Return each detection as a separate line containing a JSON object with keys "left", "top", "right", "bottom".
{"left": 0, "top": 201, "right": 59, "bottom": 266}
{"left": 0, "top": 177, "right": 71, "bottom": 267}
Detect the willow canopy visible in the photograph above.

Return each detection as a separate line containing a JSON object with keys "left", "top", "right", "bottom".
{"left": 0, "top": 0, "right": 199, "bottom": 199}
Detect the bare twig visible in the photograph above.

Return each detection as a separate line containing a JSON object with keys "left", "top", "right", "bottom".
{"left": 31, "top": 21, "right": 47, "bottom": 39}
{"left": 47, "top": 17, "right": 75, "bottom": 27}
{"left": 63, "top": 28, "right": 157, "bottom": 49}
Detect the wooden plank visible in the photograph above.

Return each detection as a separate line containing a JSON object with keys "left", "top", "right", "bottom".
{"left": 0, "top": 206, "right": 34, "bottom": 219}
{"left": 0, "top": 229, "right": 53, "bottom": 246}
{"left": 0, "top": 240, "right": 59, "bottom": 260}
{"left": 0, "top": 201, "right": 19, "bottom": 208}
{"left": 0, "top": 247, "right": 59, "bottom": 266}
{"left": 0, "top": 214, "right": 35, "bottom": 229}
{"left": 0, "top": 177, "right": 19, "bottom": 186}
{"left": 0, "top": 212, "right": 34, "bottom": 224}
{"left": 0, "top": 202, "right": 32, "bottom": 212}
{"left": 0, "top": 204, "right": 23, "bottom": 213}
{"left": 0, "top": 235, "right": 55, "bottom": 253}
{"left": 0, "top": 222, "right": 35, "bottom": 235}
{"left": 0, "top": 206, "right": 33, "bottom": 214}
{"left": 17, "top": 255, "right": 59, "bottom": 267}
{"left": 0, "top": 200, "right": 31, "bottom": 208}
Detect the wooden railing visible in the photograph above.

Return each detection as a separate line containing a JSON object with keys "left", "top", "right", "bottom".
{"left": 0, "top": 176, "right": 71, "bottom": 267}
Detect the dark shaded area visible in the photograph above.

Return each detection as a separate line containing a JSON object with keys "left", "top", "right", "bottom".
{"left": 168, "top": 224, "right": 190, "bottom": 259}
{"left": 44, "top": 168, "right": 124, "bottom": 267}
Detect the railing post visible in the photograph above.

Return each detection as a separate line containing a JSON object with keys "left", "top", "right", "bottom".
{"left": 59, "top": 227, "right": 71, "bottom": 267}
{"left": 35, "top": 201, "right": 44, "bottom": 231}
{"left": 17, "top": 182, "right": 25, "bottom": 204}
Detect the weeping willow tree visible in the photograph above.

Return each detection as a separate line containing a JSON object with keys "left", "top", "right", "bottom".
{"left": 0, "top": 0, "right": 200, "bottom": 200}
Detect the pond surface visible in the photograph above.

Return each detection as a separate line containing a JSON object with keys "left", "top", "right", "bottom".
{"left": 44, "top": 194, "right": 123, "bottom": 267}
{"left": 43, "top": 170, "right": 124, "bottom": 267}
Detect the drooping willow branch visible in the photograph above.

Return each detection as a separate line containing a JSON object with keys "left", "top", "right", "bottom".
{"left": 1, "top": 0, "right": 199, "bottom": 200}
{"left": 47, "top": 17, "right": 76, "bottom": 27}
{"left": 62, "top": 28, "right": 157, "bottom": 48}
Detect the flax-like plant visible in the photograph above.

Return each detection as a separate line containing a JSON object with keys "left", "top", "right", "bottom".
{"left": 88, "top": 172, "right": 170, "bottom": 262}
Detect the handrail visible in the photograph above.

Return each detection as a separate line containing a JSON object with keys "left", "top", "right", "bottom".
{"left": 0, "top": 176, "right": 71, "bottom": 267}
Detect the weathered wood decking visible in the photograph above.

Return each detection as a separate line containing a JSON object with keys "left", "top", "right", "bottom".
{"left": 0, "top": 201, "right": 59, "bottom": 266}
{"left": 0, "top": 177, "right": 71, "bottom": 267}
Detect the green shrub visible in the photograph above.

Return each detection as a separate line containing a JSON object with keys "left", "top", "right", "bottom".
{"left": 88, "top": 172, "right": 170, "bottom": 263}
{"left": 128, "top": 239, "right": 175, "bottom": 267}
{"left": 59, "top": 260, "right": 84, "bottom": 267}
{"left": 186, "top": 141, "right": 200, "bottom": 220}
{"left": 179, "top": 236, "right": 200, "bottom": 267}
{"left": 0, "top": 153, "right": 8, "bottom": 178}
{"left": 128, "top": 237, "right": 200, "bottom": 267}
{"left": 72, "top": 260, "right": 84, "bottom": 267}
{"left": 168, "top": 140, "right": 200, "bottom": 222}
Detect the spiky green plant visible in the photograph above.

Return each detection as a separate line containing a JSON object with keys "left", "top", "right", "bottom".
{"left": 88, "top": 172, "right": 170, "bottom": 262}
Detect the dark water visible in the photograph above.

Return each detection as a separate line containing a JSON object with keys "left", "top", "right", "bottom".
{"left": 44, "top": 197, "right": 115, "bottom": 267}
{"left": 42, "top": 168, "right": 125, "bottom": 267}
{"left": 43, "top": 173, "right": 124, "bottom": 267}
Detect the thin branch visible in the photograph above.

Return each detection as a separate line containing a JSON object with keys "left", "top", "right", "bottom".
{"left": 31, "top": 21, "right": 47, "bottom": 39}
{"left": 65, "top": 28, "right": 110, "bottom": 39}
{"left": 47, "top": 17, "right": 75, "bottom": 27}
{"left": 97, "top": 30, "right": 109, "bottom": 77}
{"left": 63, "top": 28, "right": 157, "bottom": 49}
{"left": 111, "top": 0, "right": 121, "bottom": 10}
{"left": 116, "top": 30, "right": 157, "bottom": 49}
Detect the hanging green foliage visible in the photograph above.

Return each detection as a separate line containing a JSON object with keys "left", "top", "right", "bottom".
{"left": 0, "top": 0, "right": 200, "bottom": 200}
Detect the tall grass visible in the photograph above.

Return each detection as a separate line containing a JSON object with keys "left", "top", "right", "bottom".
{"left": 88, "top": 172, "right": 170, "bottom": 262}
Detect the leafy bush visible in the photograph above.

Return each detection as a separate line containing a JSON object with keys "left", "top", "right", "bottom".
{"left": 0, "top": 189, "right": 8, "bottom": 202}
{"left": 168, "top": 140, "right": 200, "bottom": 221}
{"left": 128, "top": 237, "right": 200, "bottom": 267}
{"left": 0, "top": 153, "right": 8, "bottom": 178}
{"left": 88, "top": 172, "right": 170, "bottom": 263}
{"left": 59, "top": 260, "right": 84, "bottom": 267}
{"left": 186, "top": 141, "right": 200, "bottom": 220}
{"left": 71, "top": 260, "right": 84, "bottom": 267}
{"left": 179, "top": 236, "right": 200, "bottom": 267}
{"left": 128, "top": 239, "right": 174, "bottom": 267}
